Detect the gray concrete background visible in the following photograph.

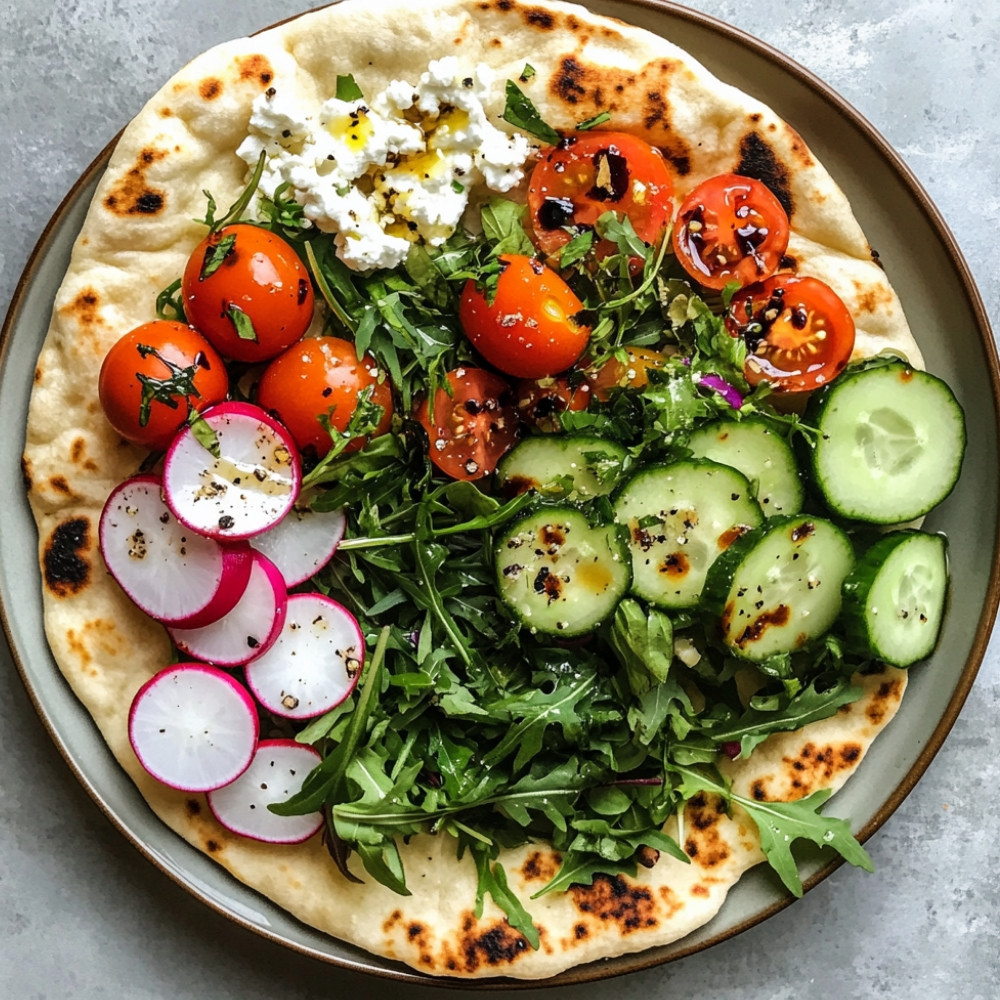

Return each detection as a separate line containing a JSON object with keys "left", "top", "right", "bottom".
{"left": 1, "top": 1, "right": 998, "bottom": 997}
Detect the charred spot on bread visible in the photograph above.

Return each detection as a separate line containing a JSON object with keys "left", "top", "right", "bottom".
{"left": 570, "top": 874, "right": 658, "bottom": 933}
{"left": 43, "top": 517, "right": 91, "bottom": 598}
{"left": 60, "top": 288, "right": 105, "bottom": 331}
{"left": 199, "top": 77, "right": 224, "bottom": 100}
{"left": 736, "top": 131, "right": 793, "bottom": 218}
{"left": 459, "top": 915, "right": 531, "bottom": 970}
{"left": 525, "top": 7, "right": 555, "bottom": 29}
{"left": 521, "top": 849, "right": 561, "bottom": 883}
{"left": 103, "top": 148, "right": 168, "bottom": 217}
{"left": 236, "top": 53, "right": 274, "bottom": 87}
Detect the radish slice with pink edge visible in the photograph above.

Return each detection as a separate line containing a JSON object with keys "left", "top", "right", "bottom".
{"left": 207, "top": 739, "right": 324, "bottom": 844}
{"left": 249, "top": 502, "right": 347, "bottom": 587}
{"left": 128, "top": 663, "right": 259, "bottom": 792}
{"left": 100, "top": 474, "right": 254, "bottom": 628}
{"left": 163, "top": 401, "right": 301, "bottom": 541}
{"left": 244, "top": 592, "right": 364, "bottom": 719}
{"left": 168, "top": 551, "right": 288, "bottom": 666}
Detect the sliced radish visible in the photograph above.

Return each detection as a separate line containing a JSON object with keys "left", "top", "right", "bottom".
{"left": 244, "top": 593, "right": 364, "bottom": 719}
{"left": 168, "top": 551, "right": 288, "bottom": 666}
{"left": 207, "top": 739, "right": 324, "bottom": 843}
{"left": 100, "top": 474, "right": 254, "bottom": 628}
{"left": 163, "top": 401, "right": 301, "bottom": 541}
{"left": 249, "top": 502, "right": 347, "bottom": 586}
{"left": 128, "top": 663, "right": 259, "bottom": 792}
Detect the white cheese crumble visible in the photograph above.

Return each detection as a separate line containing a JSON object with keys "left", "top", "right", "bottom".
{"left": 237, "top": 58, "right": 532, "bottom": 272}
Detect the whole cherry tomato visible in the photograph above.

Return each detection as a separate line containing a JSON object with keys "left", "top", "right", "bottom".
{"left": 459, "top": 255, "right": 590, "bottom": 379}
{"left": 256, "top": 336, "right": 393, "bottom": 458}
{"left": 182, "top": 224, "right": 315, "bottom": 364}
{"left": 672, "top": 173, "right": 790, "bottom": 291}
{"left": 98, "top": 321, "right": 229, "bottom": 449}
{"left": 415, "top": 368, "right": 519, "bottom": 480}
{"left": 726, "top": 274, "right": 856, "bottom": 393}
{"left": 527, "top": 132, "right": 674, "bottom": 257}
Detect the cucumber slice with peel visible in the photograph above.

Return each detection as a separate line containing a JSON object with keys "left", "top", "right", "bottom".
{"left": 841, "top": 530, "right": 949, "bottom": 667}
{"left": 612, "top": 460, "right": 764, "bottom": 610}
{"left": 494, "top": 504, "right": 631, "bottom": 637}
{"left": 495, "top": 434, "right": 627, "bottom": 500}
{"left": 804, "top": 362, "right": 965, "bottom": 524}
{"left": 687, "top": 417, "right": 803, "bottom": 516}
{"left": 703, "top": 514, "right": 855, "bottom": 662}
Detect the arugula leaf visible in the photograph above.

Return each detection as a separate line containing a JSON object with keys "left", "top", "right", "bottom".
{"left": 673, "top": 765, "right": 874, "bottom": 897}
{"left": 480, "top": 197, "right": 535, "bottom": 257}
{"left": 481, "top": 673, "right": 599, "bottom": 772}
{"left": 197, "top": 150, "right": 266, "bottom": 232}
{"left": 606, "top": 599, "right": 674, "bottom": 697}
{"left": 470, "top": 846, "right": 540, "bottom": 949}
{"left": 155, "top": 278, "right": 186, "bottom": 322}
{"left": 710, "top": 677, "right": 864, "bottom": 758}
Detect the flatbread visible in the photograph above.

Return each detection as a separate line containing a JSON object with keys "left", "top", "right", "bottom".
{"left": 23, "top": 0, "right": 916, "bottom": 980}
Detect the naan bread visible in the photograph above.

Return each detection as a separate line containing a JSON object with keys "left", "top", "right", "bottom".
{"left": 23, "top": 0, "right": 917, "bottom": 980}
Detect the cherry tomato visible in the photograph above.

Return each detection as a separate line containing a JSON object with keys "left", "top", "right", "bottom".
{"left": 459, "top": 255, "right": 590, "bottom": 379}
{"left": 415, "top": 368, "right": 519, "bottom": 480}
{"left": 726, "top": 274, "right": 856, "bottom": 393}
{"left": 514, "top": 376, "right": 592, "bottom": 432}
{"left": 256, "top": 336, "right": 393, "bottom": 458}
{"left": 587, "top": 346, "right": 669, "bottom": 401}
{"left": 672, "top": 173, "right": 790, "bottom": 291}
{"left": 527, "top": 132, "right": 674, "bottom": 257}
{"left": 181, "top": 224, "right": 315, "bottom": 364}
{"left": 98, "top": 321, "right": 229, "bottom": 449}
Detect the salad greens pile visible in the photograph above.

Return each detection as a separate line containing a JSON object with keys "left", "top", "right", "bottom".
{"left": 160, "top": 155, "right": 886, "bottom": 948}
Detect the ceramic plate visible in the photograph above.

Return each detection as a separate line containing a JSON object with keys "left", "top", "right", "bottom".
{"left": 2, "top": 0, "right": 998, "bottom": 986}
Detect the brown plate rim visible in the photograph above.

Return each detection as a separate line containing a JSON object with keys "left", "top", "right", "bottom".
{"left": 2, "top": 0, "right": 998, "bottom": 988}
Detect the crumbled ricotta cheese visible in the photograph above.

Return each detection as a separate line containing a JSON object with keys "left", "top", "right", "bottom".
{"left": 237, "top": 58, "right": 532, "bottom": 272}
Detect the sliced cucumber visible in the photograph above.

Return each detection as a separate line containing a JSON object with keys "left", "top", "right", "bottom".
{"left": 841, "top": 530, "right": 949, "bottom": 667}
{"left": 687, "top": 417, "right": 804, "bottom": 516}
{"left": 703, "top": 514, "right": 855, "bottom": 662}
{"left": 612, "top": 460, "right": 763, "bottom": 610}
{"left": 495, "top": 434, "right": 628, "bottom": 500}
{"left": 804, "top": 361, "right": 966, "bottom": 524}
{"left": 494, "top": 504, "right": 631, "bottom": 637}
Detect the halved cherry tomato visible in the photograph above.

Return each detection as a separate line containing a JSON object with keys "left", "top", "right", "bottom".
{"left": 587, "top": 346, "right": 669, "bottom": 401}
{"left": 672, "top": 173, "right": 790, "bottom": 291}
{"left": 415, "top": 368, "right": 519, "bottom": 480}
{"left": 459, "top": 255, "right": 591, "bottom": 379}
{"left": 514, "top": 375, "right": 592, "bottom": 432}
{"left": 527, "top": 132, "right": 674, "bottom": 257}
{"left": 256, "top": 336, "right": 393, "bottom": 458}
{"left": 726, "top": 274, "right": 856, "bottom": 393}
{"left": 182, "top": 224, "right": 315, "bottom": 364}
{"left": 98, "top": 321, "right": 229, "bottom": 449}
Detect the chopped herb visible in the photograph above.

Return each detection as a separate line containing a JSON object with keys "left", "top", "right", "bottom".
{"left": 501, "top": 79, "right": 559, "bottom": 145}
{"left": 226, "top": 303, "right": 258, "bottom": 341}
{"left": 576, "top": 110, "right": 612, "bottom": 131}
{"left": 336, "top": 73, "right": 365, "bottom": 102}
{"left": 199, "top": 233, "right": 237, "bottom": 281}
{"left": 186, "top": 409, "right": 221, "bottom": 459}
